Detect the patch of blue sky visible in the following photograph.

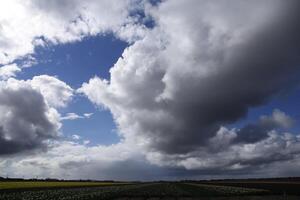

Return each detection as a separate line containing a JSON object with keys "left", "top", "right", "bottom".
{"left": 61, "top": 97, "right": 120, "bottom": 146}
{"left": 16, "top": 34, "right": 128, "bottom": 145}
{"left": 230, "top": 86, "right": 300, "bottom": 134}
{"left": 18, "top": 34, "right": 128, "bottom": 87}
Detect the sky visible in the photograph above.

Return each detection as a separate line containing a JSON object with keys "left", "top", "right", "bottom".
{"left": 0, "top": 0, "right": 300, "bottom": 181}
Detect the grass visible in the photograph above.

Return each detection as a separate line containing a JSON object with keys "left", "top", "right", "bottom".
{"left": 0, "top": 181, "right": 128, "bottom": 190}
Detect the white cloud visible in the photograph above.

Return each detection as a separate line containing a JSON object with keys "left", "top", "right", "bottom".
{"left": 83, "top": 140, "right": 90, "bottom": 145}
{"left": 83, "top": 113, "right": 93, "bottom": 118}
{"left": 0, "top": 0, "right": 146, "bottom": 66}
{"left": 71, "top": 134, "right": 81, "bottom": 140}
{"left": 61, "top": 113, "right": 82, "bottom": 121}
{"left": 61, "top": 112, "right": 94, "bottom": 121}
{"left": 0, "top": 64, "right": 21, "bottom": 80}
{"left": 30, "top": 75, "right": 73, "bottom": 108}
{"left": 0, "top": 139, "right": 146, "bottom": 180}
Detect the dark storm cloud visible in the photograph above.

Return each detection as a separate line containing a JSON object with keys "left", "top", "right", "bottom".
{"left": 80, "top": 0, "right": 300, "bottom": 156}
{"left": 0, "top": 81, "right": 59, "bottom": 155}
{"left": 147, "top": 0, "right": 300, "bottom": 154}
{"left": 75, "top": 0, "right": 300, "bottom": 178}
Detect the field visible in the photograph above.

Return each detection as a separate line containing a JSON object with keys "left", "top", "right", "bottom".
{"left": 197, "top": 180, "right": 300, "bottom": 196}
{"left": 0, "top": 181, "right": 127, "bottom": 190}
{"left": 0, "top": 181, "right": 299, "bottom": 199}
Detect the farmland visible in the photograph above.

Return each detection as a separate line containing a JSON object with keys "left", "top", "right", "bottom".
{"left": 193, "top": 178, "right": 300, "bottom": 196}
{"left": 0, "top": 181, "right": 128, "bottom": 190}
{"left": 0, "top": 180, "right": 300, "bottom": 199}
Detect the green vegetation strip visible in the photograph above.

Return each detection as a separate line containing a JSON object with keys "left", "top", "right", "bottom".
{"left": 0, "top": 181, "right": 128, "bottom": 190}
{"left": 0, "top": 184, "right": 147, "bottom": 200}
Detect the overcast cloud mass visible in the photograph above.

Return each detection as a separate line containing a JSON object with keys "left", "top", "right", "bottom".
{"left": 1, "top": 0, "right": 300, "bottom": 180}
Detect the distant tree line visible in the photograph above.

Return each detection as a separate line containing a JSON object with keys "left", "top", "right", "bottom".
{"left": 179, "top": 177, "right": 300, "bottom": 183}
{"left": 0, "top": 177, "right": 119, "bottom": 182}
{"left": 1, "top": 176, "right": 300, "bottom": 182}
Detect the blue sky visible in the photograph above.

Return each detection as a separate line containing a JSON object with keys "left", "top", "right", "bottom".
{"left": 12, "top": 32, "right": 300, "bottom": 147}
{"left": 18, "top": 35, "right": 129, "bottom": 145}
{"left": 232, "top": 87, "right": 300, "bottom": 132}
{"left": 18, "top": 34, "right": 128, "bottom": 88}
{"left": 14, "top": 33, "right": 300, "bottom": 147}
{"left": 1, "top": 0, "right": 300, "bottom": 180}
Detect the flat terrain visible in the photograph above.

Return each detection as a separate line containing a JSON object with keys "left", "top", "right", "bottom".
{"left": 200, "top": 181, "right": 300, "bottom": 196}
{"left": 0, "top": 181, "right": 299, "bottom": 199}
{"left": 0, "top": 181, "right": 127, "bottom": 190}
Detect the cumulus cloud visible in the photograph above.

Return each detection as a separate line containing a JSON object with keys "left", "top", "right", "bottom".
{"left": 79, "top": 0, "right": 300, "bottom": 156}
{"left": 76, "top": 0, "right": 300, "bottom": 179}
{"left": 30, "top": 75, "right": 73, "bottom": 108}
{"left": 0, "top": 64, "right": 21, "bottom": 80}
{"left": 0, "top": 74, "right": 73, "bottom": 156}
{"left": 0, "top": 0, "right": 146, "bottom": 66}
{"left": 0, "top": 78, "right": 61, "bottom": 155}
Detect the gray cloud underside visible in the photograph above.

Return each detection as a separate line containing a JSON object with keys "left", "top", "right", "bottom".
{"left": 149, "top": 0, "right": 300, "bottom": 154}
{"left": 0, "top": 76, "right": 70, "bottom": 156}
{"left": 0, "top": 86, "right": 57, "bottom": 155}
